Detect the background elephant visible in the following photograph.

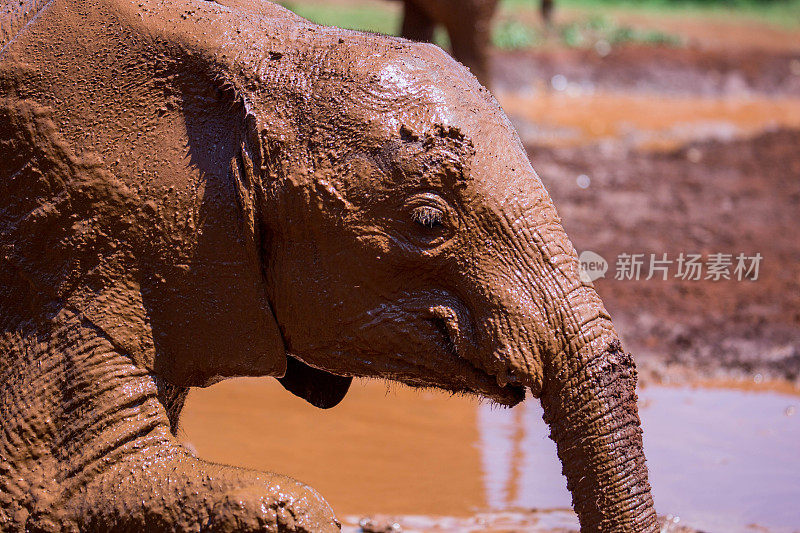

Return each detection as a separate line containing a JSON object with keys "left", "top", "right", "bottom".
{"left": 395, "top": 0, "right": 500, "bottom": 87}
{"left": 394, "top": 0, "right": 554, "bottom": 87}
{"left": 1, "top": 0, "right": 656, "bottom": 531}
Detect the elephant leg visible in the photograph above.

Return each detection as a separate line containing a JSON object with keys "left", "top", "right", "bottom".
{"left": 541, "top": 0, "right": 554, "bottom": 25}
{"left": 2, "top": 311, "right": 339, "bottom": 532}
{"left": 67, "top": 444, "right": 339, "bottom": 532}
{"left": 400, "top": 0, "right": 436, "bottom": 43}
{"left": 442, "top": 0, "right": 499, "bottom": 88}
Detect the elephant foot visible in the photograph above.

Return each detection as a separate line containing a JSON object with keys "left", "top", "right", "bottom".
{"left": 56, "top": 441, "right": 340, "bottom": 532}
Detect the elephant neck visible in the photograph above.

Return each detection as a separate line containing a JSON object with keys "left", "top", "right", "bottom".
{"left": 0, "top": 294, "right": 177, "bottom": 522}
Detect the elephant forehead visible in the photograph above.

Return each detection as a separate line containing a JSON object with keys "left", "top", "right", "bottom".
{"left": 437, "top": 120, "right": 559, "bottom": 229}
{"left": 336, "top": 44, "right": 492, "bottom": 135}
{"left": 359, "top": 56, "right": 451, "bottom": 125}
{"left": 328, "top": 65, "right": 445, "bottom": 139}
{"left": 313, "top": 40, "right": 558, "bottom": 221}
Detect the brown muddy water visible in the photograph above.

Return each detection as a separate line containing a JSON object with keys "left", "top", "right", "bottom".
{"left": 496, "top": 90, "right": 800, "bottom": 150}
{"left": 181, "top": 379, "right": 800, "bottom": 533}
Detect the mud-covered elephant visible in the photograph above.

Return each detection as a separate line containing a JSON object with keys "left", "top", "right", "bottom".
{"left": 0, "top": 0, "right": 656, "bottom": 531}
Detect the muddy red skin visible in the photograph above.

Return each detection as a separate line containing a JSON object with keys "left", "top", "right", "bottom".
{"left": 0, "top": 1, "right": 657, "bottom": 531}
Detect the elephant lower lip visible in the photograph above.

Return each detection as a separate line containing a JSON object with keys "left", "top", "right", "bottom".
{"left": 488, "top": 383, "right": 526, "bottom": 406}
{"left": 278, "top": 355, "right": 353, "bottom": 409}
{"left": 473, "top": 370, "right": 526, "bottom": 406}
{"left": 427, "top": 316, "right": 525, "bottom": 406}
{"left": 400, "top": 369, "right": 524, "bottom": 407}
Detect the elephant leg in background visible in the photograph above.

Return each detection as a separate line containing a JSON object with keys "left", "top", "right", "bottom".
{"left": 400, "top": 0, "right": 435, "bottom": 43}
{"left": 442, "top": 0, "right": 498, "bottom": 88}
{"left": 400, "top": 0, "right": 499, "bottom": 88}
{"left": 541, "top": 0, "right": 554, "bottom": 24}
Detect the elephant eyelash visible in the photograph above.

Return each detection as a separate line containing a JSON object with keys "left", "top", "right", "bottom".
{"left": 410, "top": 206, "right": 444, "bottom": 229}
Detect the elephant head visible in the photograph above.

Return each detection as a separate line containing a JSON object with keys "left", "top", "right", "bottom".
{"left": 252, "top": 36, "right": 657, "bottom": 531}
{"left": 0, "top": 0, "right": 656, "bottom": 531}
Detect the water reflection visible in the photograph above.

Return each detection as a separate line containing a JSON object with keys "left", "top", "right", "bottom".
{"left": 476, "top": 386, "right": 800, "bottom": 533}
{"left": 478, "top": 400, "right": 571, "bottom": 511}
{"left": 641, "top": 387, "right": 800, "bottom": 533}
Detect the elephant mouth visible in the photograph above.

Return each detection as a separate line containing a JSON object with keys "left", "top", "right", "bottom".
{"left": 277, "top": 296, "right": 526, "bottom": 408}
{"left": 425, "top": 313, "right": 526, "bottom": 407}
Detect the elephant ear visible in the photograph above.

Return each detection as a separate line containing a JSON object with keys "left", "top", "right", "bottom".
{"left": 126, "top": 90, "right": 290, "bottom": 386}
{"left": 0, "top": 87, "right": 287, "bottom": 386}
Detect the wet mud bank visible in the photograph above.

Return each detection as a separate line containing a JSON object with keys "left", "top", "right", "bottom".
{"left": 347, "top": 512, "right": 696, "bottom": 533}
{"left": 492, "top": 46, "right": 800, "bottom": 98}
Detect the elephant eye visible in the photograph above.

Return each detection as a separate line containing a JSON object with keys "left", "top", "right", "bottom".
{"left": 411, "top": 205, "right": 444, "bottom": 229}
{"left": 402, "top": 192, "right": 454, "bottom": 247}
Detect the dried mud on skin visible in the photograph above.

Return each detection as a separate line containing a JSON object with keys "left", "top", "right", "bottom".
{"left": 529, "top": 128, "right": 800, "bottom": 387}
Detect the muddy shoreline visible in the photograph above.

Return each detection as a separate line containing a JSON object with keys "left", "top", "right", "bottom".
{"left": 493, "top": 46, "right": 800, "bottom": 97}
{"left": 528, "top": 128, "right": 800, "bottom": 389}
{"left": 344, "top": 511, "right": 697, "bottom": 533}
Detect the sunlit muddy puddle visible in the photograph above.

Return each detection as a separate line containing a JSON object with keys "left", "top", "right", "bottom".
{"left": 495, "top": 89, "right": 800, "bottom": 150}
{"left": 182, "top": 379, "right": 799, "bottom": 533}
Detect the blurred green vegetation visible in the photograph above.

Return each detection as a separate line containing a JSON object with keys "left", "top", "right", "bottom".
{"left": 279, "top": 0, "right": 798, "bottom": 50}
{"left": 492, "top": 14, "right": 683, "bottom": 49}
{"left": 279, "top": 1, "right": 455, "bottom": 45}
{"left": 504, "top": 0, "right": 800, "bottom": 26}
{"left": 280, "top": 1, "right": 398, "bottom": 33}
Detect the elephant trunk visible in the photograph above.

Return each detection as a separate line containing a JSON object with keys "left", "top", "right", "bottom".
{"left": 538, "top": 285, "right": 658, "bottom": 532}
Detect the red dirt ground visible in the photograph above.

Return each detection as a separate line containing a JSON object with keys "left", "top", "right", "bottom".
{"left": 486, "top": 28, "right": 800, "bottom": 388}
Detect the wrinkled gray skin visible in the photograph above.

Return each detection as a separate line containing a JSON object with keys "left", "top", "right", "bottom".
{"left": 0, "top": 0, "right": 657, "bottom": 531}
